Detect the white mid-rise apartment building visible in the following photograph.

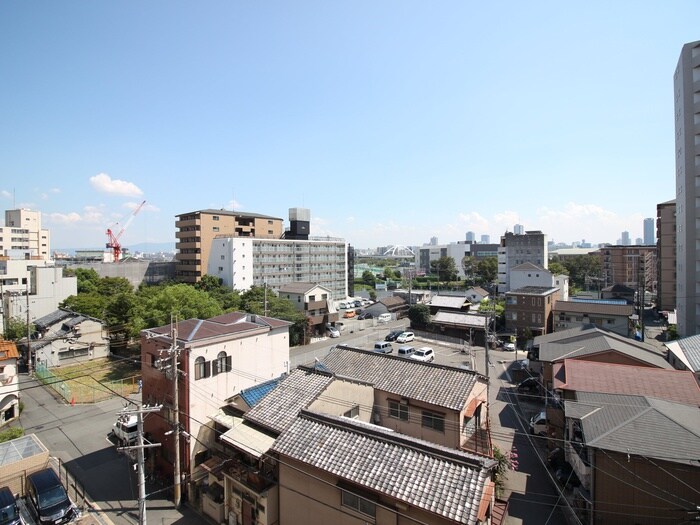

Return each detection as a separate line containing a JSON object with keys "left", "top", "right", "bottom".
{"left": 0, "top": 209, "right": 51, "bottom": 260}
{"left": 497, "top": 230, "right": 548, "bottom": 294}
{"left": 208, "top": 236, "right": 348, "bottom": 300}
{"left": 674, "top": 40, "right": 700, "bottom": 336}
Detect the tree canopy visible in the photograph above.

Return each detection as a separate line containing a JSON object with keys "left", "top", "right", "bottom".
{"left": 430, "top": 256, "right": 458, "bottom": 282}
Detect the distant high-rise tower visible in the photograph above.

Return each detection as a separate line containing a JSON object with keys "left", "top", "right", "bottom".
{"left": 513, "top": 224, "right": 524, "bottom": 235}
{"left": 430, "top": 236, "right": 438, "bottom": 246}
{"left": 466, "top": 231, "right": 475, "bottom": 243}
{"left": 620, "top": 231, "right": 631, "bottom": 246}
{"left": 675, "top": 40, "right": 700, "bottom": 336}
{"left": 480, "top": 234, "right": 490, "bottom": 244}
{"left": 643, "top": 217, "right": 655, "bottom": 245}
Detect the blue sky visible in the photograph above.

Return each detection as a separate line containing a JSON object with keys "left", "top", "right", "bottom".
{"left": 1, "top": 2, "right": 697, "bottom": 251}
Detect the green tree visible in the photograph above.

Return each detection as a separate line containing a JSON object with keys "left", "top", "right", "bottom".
{"left": 132, "top": 284, "right": 224, "bottom": 332}
{"left": 476, "top": 257, "right": 498, "bottom": 285}
{"left": 393, "top": 269, "right": 402, "bottom": 280}
{"left": 369, "top": 290, "right": 377, "bottom": 301}
{"left": 362, "top": 270, "right": 376, "bottom": 287}
{"left": 461, "top": 256, "right": 477, "bottom": 285}
{"left": 195, "top": 274, "right": 241, "bottom": 311}
{"left": 408, "top": 304, "right": 431, "bottom": 328}
{"left": 4, "top": 317, "right": 33, "bottom": 341}
{"left": 431, "top": 256, "right": 458, "bottom": 282}
{"left": 548, "top": 261, "right": 567, "bottom": 276}
{"left": 239, "top": 286, "right": 306, "bottom": 345}
{"left": 560, "top": 254, "right": 601, "bottom": 289}
{"left": 72, "top": 268, "right": 102, "bottom": 294}
{"left": 383, "top": 266, "right": 395, "bottom": 280}
{"left": 61, "top": 293, "right": 108, "bottom": 319}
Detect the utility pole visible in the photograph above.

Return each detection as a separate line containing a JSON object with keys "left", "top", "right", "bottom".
{"left": 26, "top": 283, "right": 32, "bottom": 375}
{"left": 168, "top": 318, "right": 182, "bottom": 509}
{"left": 117, "top": 405, "right": 162, "bottom": 525}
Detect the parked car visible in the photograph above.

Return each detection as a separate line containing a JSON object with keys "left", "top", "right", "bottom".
{"left": 338, "top": 302, "right": 347, "bottom": 309}
{"left": 410, "top": 347, "right": 435, "bottom": 362}
{"left": 377, "top": 313, "right": 392, "bottom": 323}
{"left": 504, "top": 342, "right": 516, "bottom": 351}
{"left": 373, "top": 341, "right": 393, "bottom": 354}
{"left": 353, "top": 300, "right": 362, "bottom": 308}
{"left": 25, "top": 468, "right": 77, "bottom": 525}
{"left": 529, "top": 411, "right": 547, "bottom": 436}
{"left": 397, "top": 345, "right": 415, "bottom": 357}
{"left": 0, "top": 486, "right": 20, "bottom": 525}
{"left": 396, "top": 331, "right": 415, "bottom": 343}
{"left": 517, "top": 377, "right": 540, "bottom": 395}
{"left": 326, "top": 326, "right": 340, "bottom": 338}
{"left": 385, "top": 329, "right": 404, "bottom": 341}
{"left": 357, "top": 312, "right": 373, "bottom": 320}
{"left": 343, "top": 310, "right": 356, "bottom": 319}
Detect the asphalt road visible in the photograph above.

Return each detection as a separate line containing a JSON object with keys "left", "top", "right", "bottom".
{"left": 17, "top": 374, "right": 205, "bottom": 525}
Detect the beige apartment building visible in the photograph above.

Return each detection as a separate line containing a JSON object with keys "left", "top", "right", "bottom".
{"left": 0, "top": 208, "right": 50, "bottom": 260}
{"left": 656, "top": 199, "right": 676, "bottom": 312}
{"left": 175, "top": 209, "right": 284, "bottom": 283}
{"left": 598, "top": 245, "right": 656, "bottom": 293}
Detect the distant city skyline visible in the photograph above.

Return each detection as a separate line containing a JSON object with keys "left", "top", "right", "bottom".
{"left": 2, "top": 3, "right": 697, "bottom": 250}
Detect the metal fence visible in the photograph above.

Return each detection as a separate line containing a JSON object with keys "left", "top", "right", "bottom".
{"left": 34, "top": 364, "right": 140, "bottom": 404}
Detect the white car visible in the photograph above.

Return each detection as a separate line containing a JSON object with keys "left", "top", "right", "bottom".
{"left": 410, "top": 347, "right": 435, "bottom": 362}
{"left": 326, "top": 326, "right": 340, "bottom": 338}
{"left": 504, "top": 342, "right": 516, "bottom": 351}
{"left": 396, "top": 331, "right": 414, "bottom": 343}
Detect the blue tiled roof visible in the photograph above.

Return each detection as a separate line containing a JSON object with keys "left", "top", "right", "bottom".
{"left": 239, "top": 376, "right": 285, "bottom": 408}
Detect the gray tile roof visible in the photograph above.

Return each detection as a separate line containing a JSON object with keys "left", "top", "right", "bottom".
{"left": 243, "top": 368, "right": 334, "bottom": 433}
{"left": 552, "top": 300, "right": 634, "bottom": 316}
{"left": 537, "top": 331, "right": 671, "bottom": 369}
{"left": 272, "top": 411, "right": 495, "bottom": 524}
{"left": 667, "top": 334, "right": 700, "bottom": 372}
{"left": 316, "top": 346, "right": 482, "bottom": 411}
{"left": 566, "top": 391, "right": 700, "bottom": 465}
{"left": 277, "top": 282, "right": 318, "bottom": 294}
{"left": 429, "top": 295, "right": 469, "bottom": 309}
{"left": 508, "top": 286, "right": 559, "bottom": 296}
{"left": 432, "top": 311, "right": 487, "bottom": 329}
{"left": 34, "top": 309, "right": 74, "bottom": 329}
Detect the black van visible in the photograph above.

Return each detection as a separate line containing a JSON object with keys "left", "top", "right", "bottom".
{"left": 0, "top": 486, "right": 21, "bottom": 525}
{"left": 25, "top": 468, "right": 76, "bottom": 525}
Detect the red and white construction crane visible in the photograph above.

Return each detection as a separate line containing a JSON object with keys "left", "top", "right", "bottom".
{"left": 106, "top": 200, "right": 146, "bottom": 262}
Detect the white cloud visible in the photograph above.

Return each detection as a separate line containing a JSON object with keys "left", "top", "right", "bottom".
{"left": 82, "top": 206, "right": 106, "bottom": 224}
{"left": 1, "top": 190, "right": 12, "bottom": 200}
{"left": 89, "top": 173, "right": 144, "bottom": 197}
{"left": 40, "top": 193, "right": 48, "bottom": 200}
{"left": 50, "top": 188, "right": 60, "bottom": 193}
{"left": 48, "top": 212, "right": 82, "bottom": 224}
{"left": 124, "top": 201, "right": 160, "bottom": 213}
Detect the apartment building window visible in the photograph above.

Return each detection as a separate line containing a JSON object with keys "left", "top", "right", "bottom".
{"left": 212, "top": 351, "right": 231, "bottom": 375}
{"left": 221, "top": 255, "right": 225, "bottom": 260}
{"left": 388, "top": 400, "right": 409, "bottom": 421}
{"left": 421, "top": 410, "right": 445, "bottom": 432}
{"left": 218, "top": 267, "right": 223, "bottom": 272}
{"left": 213, "top": 216, "right": 219, "bottom": 221}
{"left": 341, "top": 490, "right": 375, "bottom": 518}
{"left": 213, "top": 227, "right": 219, "bottom": 232}
{"left": 194, "top": 357, "right": 211, "bottom": 380}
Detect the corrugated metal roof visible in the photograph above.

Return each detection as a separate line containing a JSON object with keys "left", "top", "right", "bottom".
{"left": 668, "top": 334, "right": 700, "bottom": 372}
{"left": 238, "top": 376, "right": 285, "bottom": 408}
{"left": 272, "top": 411, "right": 495, "bottom": 524}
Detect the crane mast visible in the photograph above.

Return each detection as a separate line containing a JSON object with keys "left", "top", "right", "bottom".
{"left": 106, "top": 200, "right": 146, "bottom": 262}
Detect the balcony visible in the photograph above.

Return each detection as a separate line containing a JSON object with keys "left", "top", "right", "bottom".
{"left": 176, "top": 218, "right": 201, "bottom": 228}
{"left": 224, "top": 462, "right": 276, "bottom": 494}
{"left": 565, "top": 441, "right": 591, "bottom": 490}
